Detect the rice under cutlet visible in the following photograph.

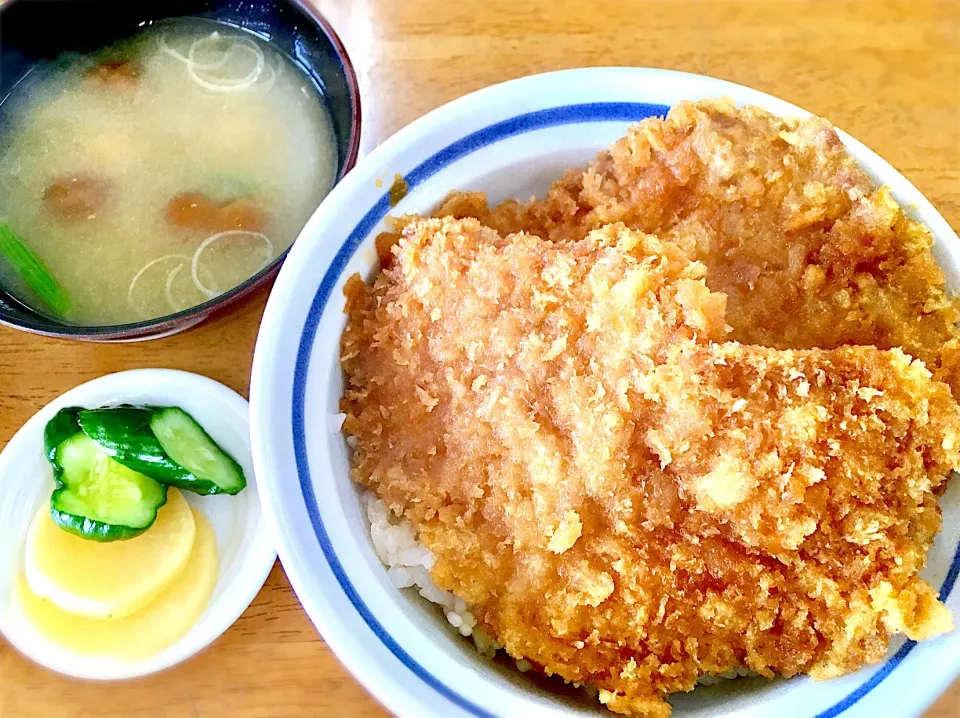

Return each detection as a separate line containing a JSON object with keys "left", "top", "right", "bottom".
{"left": 341, "top": 217, "right": 959, "bottom": 718}
{"left": 434, "top": 98, "right": 960, "bottom": 397}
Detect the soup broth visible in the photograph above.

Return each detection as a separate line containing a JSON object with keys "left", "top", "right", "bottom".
{"left": 0, "top": 19, "right": 337, "bottom": 325}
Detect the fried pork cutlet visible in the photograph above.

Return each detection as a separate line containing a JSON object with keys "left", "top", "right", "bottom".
{"left": 341, "top": 218, "right": 960, "bottom": 718}
{"left": 435, "top": 99, "right": 960, "bottom": 395}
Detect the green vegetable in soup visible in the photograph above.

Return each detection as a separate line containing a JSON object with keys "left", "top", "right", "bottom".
{"left": 0, "top": 221, "right": 71, "bottom": 316}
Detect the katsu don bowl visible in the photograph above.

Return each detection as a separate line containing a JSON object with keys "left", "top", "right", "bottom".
{"left": 0, "top": 0, "right": 360, "bottom": 341}
{"left": 250, "top": 68, "right": 960, "bottom": 718}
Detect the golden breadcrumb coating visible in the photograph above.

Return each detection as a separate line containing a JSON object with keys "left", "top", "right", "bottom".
{"left": 342, "top": 218, "right": 960, "bottom": 718}
{"left": 434, "top": 99, "right": 960, "bottom": 395}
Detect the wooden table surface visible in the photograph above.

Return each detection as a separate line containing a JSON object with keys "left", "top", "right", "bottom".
{"left": 2, "top": 0, "right": 960, "bottom": 715}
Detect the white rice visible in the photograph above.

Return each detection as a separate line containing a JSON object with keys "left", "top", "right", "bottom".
{"left": 362, "top": 490, "right": 747, "bottom": 686}
{"left": 362, "top": 491, "right": 503, "bottom": 661}
{"left": 696, "top": 667, "right": 756, "bottom": 685}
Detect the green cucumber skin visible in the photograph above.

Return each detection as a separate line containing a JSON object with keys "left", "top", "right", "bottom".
{"left": 78, "top": 405, "right": 244, "bottom": 496}
{"left": 44, "top": 409, "right": 146, "bottom": 541}
{"left": 77, "top": 406, "right": 200, "bottom": 489}
{"left": 49, "top": 485, "right": 160, "bottom": 542}
{"left": 44, "top": 407, "right": 82, "bottom": 467}
{"left": 44, "top": 414, "right": 169, "bottom": 543}
{"left": 150, "top": 407, "right": 247, "bottom": 495}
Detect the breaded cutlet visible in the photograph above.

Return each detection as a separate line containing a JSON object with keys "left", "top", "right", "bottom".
{"left": 433, "top": 99, "right": 960, "bottom": 396}
{"left": 341, "top": 218, "right": 960, "bottom": 717}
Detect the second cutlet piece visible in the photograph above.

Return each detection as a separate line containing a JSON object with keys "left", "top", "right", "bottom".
{"left": 341, "top": 217, "right": 960, "bottom": 718}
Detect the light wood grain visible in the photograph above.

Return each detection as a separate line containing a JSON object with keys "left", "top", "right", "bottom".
{"left": 2, "top": 0, "right": 959, "bottom": 716}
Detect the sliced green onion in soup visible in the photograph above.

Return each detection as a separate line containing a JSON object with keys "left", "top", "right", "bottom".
{"left": 0, "top": 221, "right": 71, "bottom": 316}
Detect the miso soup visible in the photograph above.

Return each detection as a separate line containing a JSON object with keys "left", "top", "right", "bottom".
{"left": 0, "top": 19, "right": 338, "bottom": 325}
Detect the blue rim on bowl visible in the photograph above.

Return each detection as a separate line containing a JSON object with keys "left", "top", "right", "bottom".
{"left": 250, "top": 68, "right": 960, "bottom": 718}
{"left": 0, "top": 0, "right": 361, "bottom": 341}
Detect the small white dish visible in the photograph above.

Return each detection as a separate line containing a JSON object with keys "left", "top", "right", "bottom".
{"left": 0, "top": 368, "right": 276, "bottom": 680}
{"left": 250, "top": 68, "right": 960, "bottom": 718}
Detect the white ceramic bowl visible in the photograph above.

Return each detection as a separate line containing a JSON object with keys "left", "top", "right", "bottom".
{"left": 0, "top": 369, "right": 276, "bottom": 679}
{"left": 249, "top": 68, "right": 960, "bottom": 718}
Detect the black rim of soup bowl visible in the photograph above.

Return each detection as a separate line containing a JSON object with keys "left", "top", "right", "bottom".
{"left": 0, "top": 0, "right": 361, "bottom": 341}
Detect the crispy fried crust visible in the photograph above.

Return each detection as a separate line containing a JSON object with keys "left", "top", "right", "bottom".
{"left": 342, "top": 218, "right": 960, "bottom": 718}
{"left": 435, "top": 99, "right": 960, "bottom": 396}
